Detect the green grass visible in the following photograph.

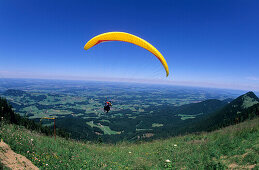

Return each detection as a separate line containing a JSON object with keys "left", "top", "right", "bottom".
{"left": 1, "top": 118, "right": 258, "bottom": 169}
{"left": 242, "top": 94, "right": 259, "bottom": 109}
{"left": 136, "top": 128, "right": 153, "bottom": 131}
{"left": 178, "top": 113, "right": 203, "bottom": 120}
{"left": 178, "top": 114, "right": 196, "bottom": 120}
{"left": 0, "top": 161, "right": 3, "bottom": 170}
{"left": 99, "top": 125, "right": 119, "bottom": 135}
{"left": 152, "top": 123, "right": 163, "bottom": 127}
{"left": 86, "top": 121, "right": 119, "bottom": 135}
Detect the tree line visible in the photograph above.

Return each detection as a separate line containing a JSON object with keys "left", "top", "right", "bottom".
{"left": 0, "top": 97, "right": 69, "bottom": 139}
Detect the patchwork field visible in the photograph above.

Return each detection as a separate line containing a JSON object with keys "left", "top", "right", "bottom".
{"left": 0, "top": 79, "right": 242, "bottom": 142}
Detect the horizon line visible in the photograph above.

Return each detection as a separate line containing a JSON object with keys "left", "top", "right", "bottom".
{"left": 0, "top": 75, "right": 258, "bottom": 93}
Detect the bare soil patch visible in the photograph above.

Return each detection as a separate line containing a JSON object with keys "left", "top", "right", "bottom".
{"left": 0, "top": 140, "right": 39, "bottom": 170}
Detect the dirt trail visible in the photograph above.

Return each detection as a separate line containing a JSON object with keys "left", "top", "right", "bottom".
{"left": 0, "top": 140, "right": 39, "bottom": 170}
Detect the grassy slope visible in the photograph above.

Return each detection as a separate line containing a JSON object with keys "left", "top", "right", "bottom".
{"left": 0, "top": 156, "right": 9, "bottom": 170}
{"left": 0, "top": 162, "right": 4, "bottom": 170}
{"left": 0, "top": 118, "right": 258, "bottom": 169}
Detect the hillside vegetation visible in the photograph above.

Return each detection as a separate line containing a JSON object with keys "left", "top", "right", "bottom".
{"left": 0, "top": 91, "right": 258, "bottom": 169}
{"left": 0, "top": 97, "right": 69, "bottom": 139}
{"left": 189, "top": 92, "right": 259, "bottom": 133}
{"left": 1, "top": 117, "right": 258, "bottom": 169}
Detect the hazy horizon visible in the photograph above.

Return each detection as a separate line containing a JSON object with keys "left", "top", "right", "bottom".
{"left": 0, "top": 76, "right": 256, "bottom": 95}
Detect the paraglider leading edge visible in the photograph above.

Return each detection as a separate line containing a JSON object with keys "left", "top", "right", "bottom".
{"left": 84, "top": 32, "right": 169, "bottom": 77}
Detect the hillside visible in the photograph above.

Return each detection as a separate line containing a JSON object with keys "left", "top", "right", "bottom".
{"left": 173, "top": 98, "right": 231, "bottom": 116}
{"left": 0, "top": 97, "right": 69, "bottom": 139}
{"left": 1, "top": 117, "right": 258, "bottom": 169}
{"left": 191, "top": 91, "right": 259, "bottom": 132}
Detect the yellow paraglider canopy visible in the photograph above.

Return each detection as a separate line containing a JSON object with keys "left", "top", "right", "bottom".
{"left": 84, "top": 32, "right": 169, "bottom": 77}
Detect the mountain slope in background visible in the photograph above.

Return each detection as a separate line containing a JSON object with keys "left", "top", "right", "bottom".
{"left": 173, "top": 98, "right": 232, "bottom": 116}
{"left": 192, "top": 91, "right": 259, "bottom": 132}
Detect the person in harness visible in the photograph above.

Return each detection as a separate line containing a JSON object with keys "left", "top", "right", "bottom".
{"left": 104, "top": 101, "right": 112, "bottom": 113}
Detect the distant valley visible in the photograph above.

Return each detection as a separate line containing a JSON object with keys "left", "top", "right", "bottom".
{"left": 0, "top": 78, "right": 253, "bottom": 143}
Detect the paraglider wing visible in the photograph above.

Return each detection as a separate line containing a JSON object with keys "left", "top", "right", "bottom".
{"left": 84, "top": 32, "right": 169, "bottom": 77}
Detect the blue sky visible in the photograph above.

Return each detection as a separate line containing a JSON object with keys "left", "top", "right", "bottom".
{"left": 0, "top": 0, "right": 259, "bottom": 91}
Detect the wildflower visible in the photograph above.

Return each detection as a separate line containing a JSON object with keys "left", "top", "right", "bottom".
{"left": 165, "top": 159, "right": 171, "bottom": 163}
{"left": 31, "top": 139, "right": 34, "bottom": 141}
{"left": 46, "top": 164, "right": 48, "bottom": 166}
{"left": 129, "top": 151, "right": 132, "bottom": 154}
{"left": 174, "top": 144, "right": 177, "bottom": 147}
{"left": 27, "top": 151, "right": 29, "bottom": 153}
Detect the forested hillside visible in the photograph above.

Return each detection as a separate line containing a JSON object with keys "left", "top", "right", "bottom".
{"left": 188, "top": 92, "right": 259, "bottom": 132}
{"left": 0, "top": 97, "right": 68, "bottom": 138}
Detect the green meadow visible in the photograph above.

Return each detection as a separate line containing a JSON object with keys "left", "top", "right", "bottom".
{"left": 86, "top": 121, "right": 119, "bottom": 135}
{"left": 178, "top": 113, "right": 203, "bottom": 120}
{"left": 1, "top": 118, "right": 258, "bottom": 169}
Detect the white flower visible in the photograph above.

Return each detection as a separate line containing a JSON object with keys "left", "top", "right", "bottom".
{"left": 31, "top": 139, "right": 33, "bottom": 141}
{"left": 174, "top": 144, "right": 177, "bottom": 147}
{"left": 165, "top": 159, "right": 171, "bottom": 163}
{"left": 129, "top": 151, "right": 132, "bottom": 154}
{"left": 46, "top": 164, "right": 48, "bottom": 166}
{"left": 27, "top": 151, "right": 29, "bottom": 153}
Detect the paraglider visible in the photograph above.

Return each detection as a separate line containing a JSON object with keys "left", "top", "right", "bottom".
{"left": 104, "top": 101, "right": 112, "bottom": 113}
{"left": 84, "top": 32, "right": 169, "bottom": 77}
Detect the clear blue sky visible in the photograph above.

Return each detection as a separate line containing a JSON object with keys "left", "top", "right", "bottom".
{"left": 0, "top": 0, "right": 259, "bottom": 91}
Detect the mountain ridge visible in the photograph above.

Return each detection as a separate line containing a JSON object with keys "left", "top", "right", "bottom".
{"left": 190, "top": 91, "right": 259, "bottom": 132}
